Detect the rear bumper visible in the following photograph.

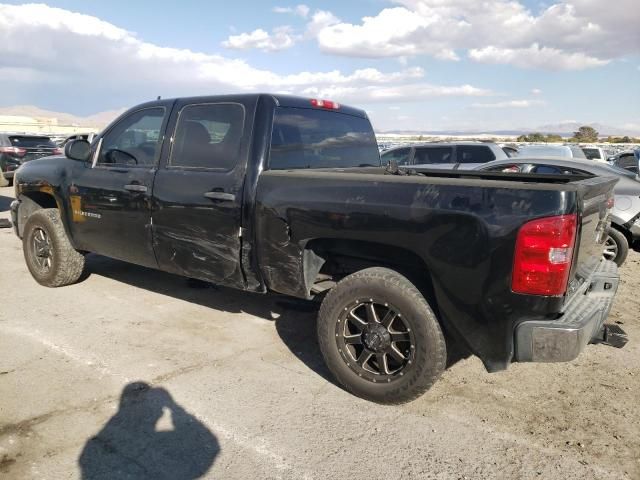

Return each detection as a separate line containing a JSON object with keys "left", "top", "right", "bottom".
{"left": 515, "top": 260, "right": 619, "bottom": 362}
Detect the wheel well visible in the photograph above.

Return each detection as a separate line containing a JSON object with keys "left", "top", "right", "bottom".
{"left": 16, "top": 192, "right": 59, "bottom": 237}
{"left": 22, "top": 191, "right": 59, "bottom": 209}
{"left": 304, "top": 238, "right": 436, "bottom": 303}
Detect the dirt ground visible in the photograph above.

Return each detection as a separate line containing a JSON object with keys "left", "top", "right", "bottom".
{"left": 0, "top": 184, "right": 638, "bottom": 480}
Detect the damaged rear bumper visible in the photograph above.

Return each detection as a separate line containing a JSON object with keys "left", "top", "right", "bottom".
{"left": 515, "top": 260, "right": 625, "bottom": 362}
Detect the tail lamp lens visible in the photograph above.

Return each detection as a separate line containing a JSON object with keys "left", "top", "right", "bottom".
{"left": 512, "top": 214, "right": 577, "bottom": 296}
{"left": 0, "top": 146, "right": 27, "bottom": 157}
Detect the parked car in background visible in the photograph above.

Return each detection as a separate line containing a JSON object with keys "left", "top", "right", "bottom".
{"left": 608, "top": 150, "right": 640, "bottom": 174}
{"left": 0, "top": 134, "right": 62, "bottom": 185}
{"left": 516, "top": 144, "right": 587, "bottom": 159}
{"left": 477, "top": 157, "right": 640, "bottom": 266}
{"left": 381, "top": 142, "right": 508, "bottom": 169}
{"left": 581, "top": 145, "right": 608, "bottom": 163}
{"left": 58, "top": 133, "right": 96, "bottom": 148}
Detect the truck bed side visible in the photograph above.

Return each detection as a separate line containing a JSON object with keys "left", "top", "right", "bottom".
{"left": 254, "top": 168, "right": 616, "bottom": 371}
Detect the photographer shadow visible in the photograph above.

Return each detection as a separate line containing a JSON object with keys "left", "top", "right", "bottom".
{"left": 79, "top": 382, "right": 218, "bottom": 480}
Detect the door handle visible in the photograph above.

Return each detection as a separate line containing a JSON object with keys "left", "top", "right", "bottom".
{"left": 124, "top": 184, "right": 148, "bottom": 193}
{"left": 204, "top": 191, "right": 235, "bottom": 201}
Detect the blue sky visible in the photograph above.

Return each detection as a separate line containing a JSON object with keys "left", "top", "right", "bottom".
{"left": 0, "top": 1, "right": 638, "bottom": 133}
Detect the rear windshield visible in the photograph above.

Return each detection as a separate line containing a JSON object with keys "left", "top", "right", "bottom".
{"left": 582, "top": 148, "right": 602, "bottom": 160}
{"left": 9, "top": 136, "right": 56, "bottom": 148}
{"left": 269, "top": 107, "right": 380, "bottom": 169}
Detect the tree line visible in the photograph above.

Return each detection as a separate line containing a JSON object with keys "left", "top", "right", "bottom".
{"left": 517, "top": 126, "right": 639, "bottom": 143}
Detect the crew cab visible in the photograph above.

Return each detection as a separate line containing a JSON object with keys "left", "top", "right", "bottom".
{"left": 10, "top": 94, "right": 626, "bottom": 403}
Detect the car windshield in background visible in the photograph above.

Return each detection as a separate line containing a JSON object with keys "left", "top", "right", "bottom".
{"left": 582, "top": 148, "right": 601, "bottom": 160}
{"left": 9, "top": 136, "right": 56, "bottom": 148}
{"left": 269, "top": 107, "right": 380, "bottom": 169}
{"left": 517, "top": 145, "right": 572, "bottom": 157}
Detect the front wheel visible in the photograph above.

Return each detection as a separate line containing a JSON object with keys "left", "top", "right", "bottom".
{"left": 603, "top": 228, "right": 629, "bottom": 267}
{"left": 23, "top": 208, "right": 85, "bottom": 287}
{"left": 317, "top": 267, "right": 446, "bottom": 404}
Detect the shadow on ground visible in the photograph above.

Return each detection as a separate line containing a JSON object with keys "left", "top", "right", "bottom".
{"left": 0, "top": 194, "right": 13, "bottom": 213}
{"left": 83, "top": 256, "right": 470, "bottom": 389}
{"left": 84, "top": 255, "right": 335, "bottom": 383}
{"left": 79, "top": 382, "right": 218, "bottom": 480}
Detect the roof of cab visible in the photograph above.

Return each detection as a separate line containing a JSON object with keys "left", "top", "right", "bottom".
{"left": 133, "top": 93, "right": 369, "bottom": 119}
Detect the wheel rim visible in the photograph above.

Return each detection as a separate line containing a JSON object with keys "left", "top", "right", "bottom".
{"left": 336, "top": 299, "right": 415, "bottom": 383}
{"left": 31, "top": 227, "right": 53, "bottom": 272}
{"left": 602, "top": 235, "right": 618, "bottom": 261}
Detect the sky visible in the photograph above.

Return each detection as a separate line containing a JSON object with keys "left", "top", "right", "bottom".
{"left": 0, "top": 0, "right": 638, "bottom": 133}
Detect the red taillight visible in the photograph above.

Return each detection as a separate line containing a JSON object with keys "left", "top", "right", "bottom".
{"left": 53, "top": 147, "right": 63, "bottom": 155}
{"left": 0, "top": 146, "right": 27, "bottom": 157}
{"left": 310, "top": 98, "right": 340, "bottom": 110}
{"left": 512, "top": 214, "right": 577, "bottom": 296}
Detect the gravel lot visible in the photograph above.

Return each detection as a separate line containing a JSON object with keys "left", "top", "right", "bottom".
{"left": 1, "top": 184, "right": 639, "bottom": 480}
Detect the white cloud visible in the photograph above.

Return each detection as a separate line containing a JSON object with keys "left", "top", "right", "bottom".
{"left": 531, "top": 88, "right": 542, "bottom": 95}
{"left": 312, "top": 0, "right": 640, "bottom": 70}
{"left": 471, "top": 99, "right": 545, "bottom": 108}
{"left": 468, "top": 44, "right": 608, "bottom": 70}
{"left": 306, "top": 10, "right": 341, "bottom": 37}
{"left": 222, "top": 26, "right": 296, "bottom": 52}
{"left": 0, "top": 3, "right": 492, "bottom": 107}
{"left": 273, "top": 4, "right": 310, "bottom": 18}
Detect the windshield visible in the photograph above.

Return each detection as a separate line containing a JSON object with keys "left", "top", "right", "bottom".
{"left": 9, "top": 136, "right": 56, "bottom": 148}
{"left": 269, "top": 107, "right": 380, "bottom": 169}
{"left": 582, "top": 148, "right": 602, "bottom": 160}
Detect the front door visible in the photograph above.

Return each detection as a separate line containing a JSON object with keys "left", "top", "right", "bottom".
{"left": 151, "top": 101, "right": 250, "bottom": 288}
{"left": 69, "top": 106, "right": 170, "bottom": 268}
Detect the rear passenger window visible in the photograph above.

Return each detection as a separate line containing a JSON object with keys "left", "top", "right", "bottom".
{"left": 170, "top": 103, "right": 245, "bottom": 170}
{"left": 413, "top": 147, "right": 453, "bottom": 164}
{"left": 457, "top": 146, "right": 496, "bottom": 164}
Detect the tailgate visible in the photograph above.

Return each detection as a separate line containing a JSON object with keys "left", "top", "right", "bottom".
{"left": 568, "top": 175, "right": 618, "bottom": 295}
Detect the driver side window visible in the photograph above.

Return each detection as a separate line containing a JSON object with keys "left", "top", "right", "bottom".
{"left": 98, "top": 107, "right": 165, "bottom": 166}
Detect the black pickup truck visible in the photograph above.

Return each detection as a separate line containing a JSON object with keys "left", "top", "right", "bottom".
{"left": 10, "top": 94, "right": 626, "bottom": 403}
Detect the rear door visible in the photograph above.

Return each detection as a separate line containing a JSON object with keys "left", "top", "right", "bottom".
{"left": 151, "top": 100, "right": 251, "bottom": 289}
{"left": 69, "top": 105, "right": 170, "bottom": 268}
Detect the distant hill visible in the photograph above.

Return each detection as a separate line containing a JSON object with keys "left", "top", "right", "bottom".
{"left": 0, "top": 105, "right": 125, "bottom": 128}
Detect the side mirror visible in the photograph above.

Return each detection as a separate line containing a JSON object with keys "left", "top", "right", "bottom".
{"left": 64, "top": 139, "right": 92, "bottom": 162}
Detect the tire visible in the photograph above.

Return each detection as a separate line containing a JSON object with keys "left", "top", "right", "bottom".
{"left": 23, "top": 208, "right": 85, "bottom": 287}
{"left": 603, "top": 228, "right": 629, "bottom": 267}
{"left": 317, "top": 267, "right": 446, "bottom": 404}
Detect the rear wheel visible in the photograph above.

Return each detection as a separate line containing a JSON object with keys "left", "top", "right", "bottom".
{"left": 23, "top": 209, "right": 85, "bottom": 287}
{"left": 317, "top": 267, "right": 446, "bottom": 404}
{"left": 603, "top": 228, "right": 628, "bottom": 267}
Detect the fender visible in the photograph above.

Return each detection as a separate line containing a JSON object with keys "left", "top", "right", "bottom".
{"left": 13, "top": 156, "right": 81, "bottom": 248}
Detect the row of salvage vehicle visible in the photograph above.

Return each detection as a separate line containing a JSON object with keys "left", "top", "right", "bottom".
{"left": 4, "top": 94, "right": 633, "bottom": 403}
